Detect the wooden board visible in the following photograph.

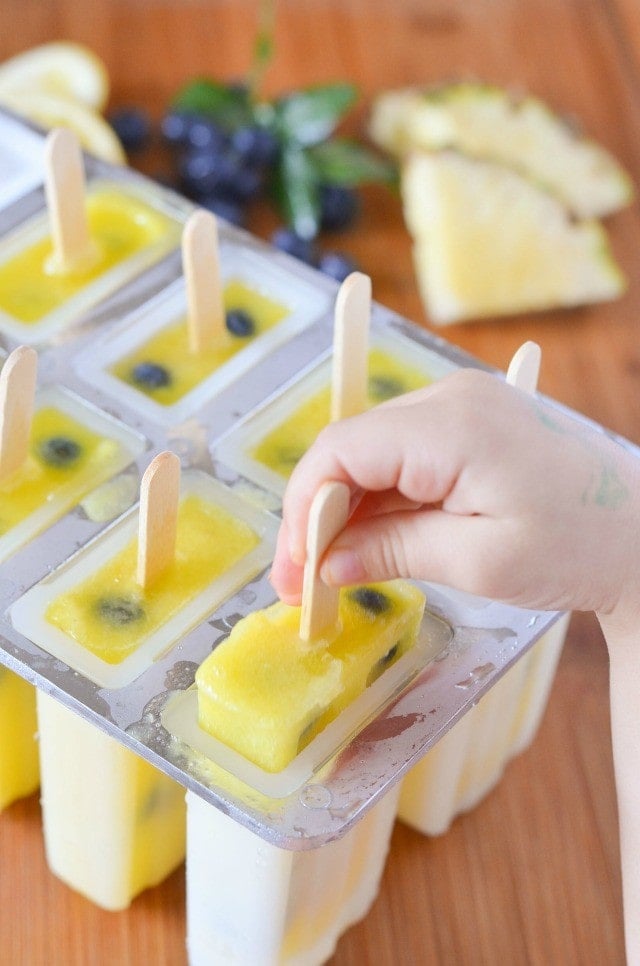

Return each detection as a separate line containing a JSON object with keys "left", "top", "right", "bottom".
{"left": 0, "top": 2, "right": 637, "bottom": 963}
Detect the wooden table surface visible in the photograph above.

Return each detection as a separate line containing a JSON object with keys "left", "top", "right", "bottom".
{"left": 0, "top": 2, "right": 638, "bottom": 964}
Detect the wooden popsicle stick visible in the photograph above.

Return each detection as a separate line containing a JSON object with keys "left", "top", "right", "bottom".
{"left": 183, "top": 209, "right": 226, "bottom": 353}
{"left": 44, "top": 127, "right": 94, "bottom": 273}
{"left": 299, "top": 480, "right": 351, "bottom": 643}
{"left": 506, "top": 340, "right": 541, "bottom": 395}
{"left": 330, "top": 271, "right": 372, "bottom": 422}
{"left": 136, "top": 451, "right": 181, "bottom": 589}
{"left": 0, "top": 346, "right": 37, "bottom": 483}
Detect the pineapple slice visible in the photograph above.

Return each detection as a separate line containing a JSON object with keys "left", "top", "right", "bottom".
{"left": 370, "top": 82, "right": 633, "bottom": 218}
{"left": 402, "top": 150, "right": 626, "bottom": 325}
{"left": 196, "top": 582, "right": 426, "bottom": 773}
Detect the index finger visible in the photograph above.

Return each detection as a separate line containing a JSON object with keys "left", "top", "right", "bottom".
{"left": 281, "top": 389, "right": 461, "bottom": 566}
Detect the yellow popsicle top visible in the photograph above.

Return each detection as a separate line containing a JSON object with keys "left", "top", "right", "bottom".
{"left": 250, "top": 347, "right": 436, "bottom": 479}
{"left": 0, "top": 185, "right": 178, "bottom": 325}
{"left": 110, "top": 279, "right": 288, "bottom": 406}
{"left": 0, "top": 405, "right": 122, "bottom": 536}
{"left": 45, "top": 494, "right": 261, "bottom": 665}
{"left": 196, "top": 581, "right": 426, "bottom": 772}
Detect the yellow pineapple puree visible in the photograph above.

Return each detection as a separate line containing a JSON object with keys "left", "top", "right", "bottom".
{"left": 110, "top": 280, "right": 288, "bottom": 405}
{"left": 46, "top": 494, "right": 260, "bottom": 664}
{"left": 0, "top": 406, "right": 121, "bottom": 535}
{"left": 251, "top": 347, "right": 435, "bottom": 478}
{"left": 0, "top": 186, "right": 177, "bottom": 324}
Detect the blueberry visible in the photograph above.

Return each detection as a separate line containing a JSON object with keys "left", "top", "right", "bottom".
{"left": 319, "top": 184, "right": 360, "bottom": 231}
{"left": 231, "top": 125, "right": 279, "bottom": 166}
{"left": 95, "top": 595, "right": 145, "bottom": 627}
{"left": 131, "top": 362, "right": 172, "bottom": 389}
{"left": 161, "top": 110, "right": 195, "bottom": 146}
{"left": 378, "top": 643, "right": 399, "bottom": 668}
{"left": 197, "top": 195, "right": 246, "bottom": 227}
{"left": 368, "top": 375, "right": 405, "bottom": 402}
{"left": 38, "top": 436, "right": 82, "bottom": 467}
{"left": 224, "top": 162, "right": 265, "bottom": 203}
{"left": 185, "top": 118, "right": 227, "bottom": 152}
{"left": 271, "top": 227, "right": 317, "bottom": 265}
{"left": 179, "top": 147, "right": 243, "bottom": 199}
{"left": 275, "top": 447, "right": 304, "bottom": 470}
{"left": 225, "top": 309, "right": 255, "bottom": 337}
{"left": 108, "top": 107, "right": 152, "bottom": 153}
{"left": 178, "top": 150, "right": 220, "bottom": 195}
{"left": 317, "top": 251, "right": 359, "bottom": 283}
{"left": 350, "top": 587, "right": 391, "bottom": 616}
{"left": 367, "top": 642, "right": 401, "bottom": 686}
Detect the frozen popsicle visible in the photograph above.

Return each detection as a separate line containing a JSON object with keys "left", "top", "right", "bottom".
{"left": 398, "top": 614, "right": 570, "bottom": 834}
{"left": 186, "top": 483, "right": 423, "bottom": 964}
{"left": 196, "top": 481, "right": 426, "bottom": 772}
{"left": 36, "top": 689, "right": 186, "bottom": 910}
{"left": 0, "top": 666, "right": 39, "bottom": 812}
{"left": 0, "top": 347, "right": 144, "bottom": 563}
{"left": 11, "top": 460, "right": 278, "bottom": 688}
{"left": 196, "top": 579, "right": 426, "bottom": 773}
{"left": 186, "top": 782, "right": 402, "bottom": 966}
{"left": 0, "top": 128, "right": 181, "bottom": 341}
{"left": 108, "top": 210, "right": 288, "bottom": 408}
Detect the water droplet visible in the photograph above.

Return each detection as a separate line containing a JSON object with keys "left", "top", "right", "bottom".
{"left": 299, "top": 784, "right": 332, "bottom": 809}
{"left": 239, "top": 587, "right": 257, "bottom": 605}
{"left": 223, "top": 613, "right": 243, "bottom": 630}
{"left": 527, "top": 614, "right": 540, "bottom": 627}
{"left": 454, "top": 662, "right": 496, "bottom": 689}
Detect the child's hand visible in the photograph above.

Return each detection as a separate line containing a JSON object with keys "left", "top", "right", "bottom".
{"left": 271, "top": 368, "right": 640, "bottom": 627}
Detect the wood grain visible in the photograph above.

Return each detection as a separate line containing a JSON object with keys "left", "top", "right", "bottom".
{"left": 0, "top": 2, "right": 637, "bottom": 963}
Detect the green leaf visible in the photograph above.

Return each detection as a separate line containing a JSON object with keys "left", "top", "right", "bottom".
{"left": 308, "top": 138, "right": 398, "bottom": 186}
{"left": 271, "top": 145, "right": 321, "bottom": 238}
{"left": 274, "top": 82, "right": 358, "bottom": 146}
{"left": 171, "top": 78, "right": 254, "bottom": 129}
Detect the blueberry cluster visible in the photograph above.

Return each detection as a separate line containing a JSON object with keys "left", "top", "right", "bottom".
{"left": 108, "top": 105, "right": 363, "bottom": 283}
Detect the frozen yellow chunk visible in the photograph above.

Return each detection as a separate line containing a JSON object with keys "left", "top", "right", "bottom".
{"left": 37, "top": 691, "right": 185, "bottom": 910}
{"left": 196, "top": 582, "right": 426, "bottom": 773}
{"left": 45, "top": 494, "right": 260, "bottom": 664}
{"left": 251, "top": 347, "right": 433, "bottom": 478}
{"left": 110, "top": 279, "right": 288, "bottom": 405}
{"left": 0, "top": 186, "right": 177, "bottom": 324}
{"left": 0, "top": 668, "right": 39, "bottom": 811}
{"left": 0, "top": 405, "right": 121, "bottom": 536}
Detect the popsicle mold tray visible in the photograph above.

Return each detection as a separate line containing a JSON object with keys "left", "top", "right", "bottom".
{"left": 0, "top": 109, "right": 578, "bottom": 850}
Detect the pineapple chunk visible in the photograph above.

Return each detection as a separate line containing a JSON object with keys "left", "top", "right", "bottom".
{"left": 196, "top": 582, "right": 426, "bottom": 773}
{"left": 402, "top": 150, "right": 626, "bottom": 325}
{"left": 370, "top": 82, "right": 633, "bottom": 218}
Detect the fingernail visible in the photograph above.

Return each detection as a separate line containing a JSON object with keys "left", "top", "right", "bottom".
{"left": 288, "top": 539, "right": 305, "bottom": 567}
{"left": 321, "top": 548, "right": 366, "bottom": 586}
